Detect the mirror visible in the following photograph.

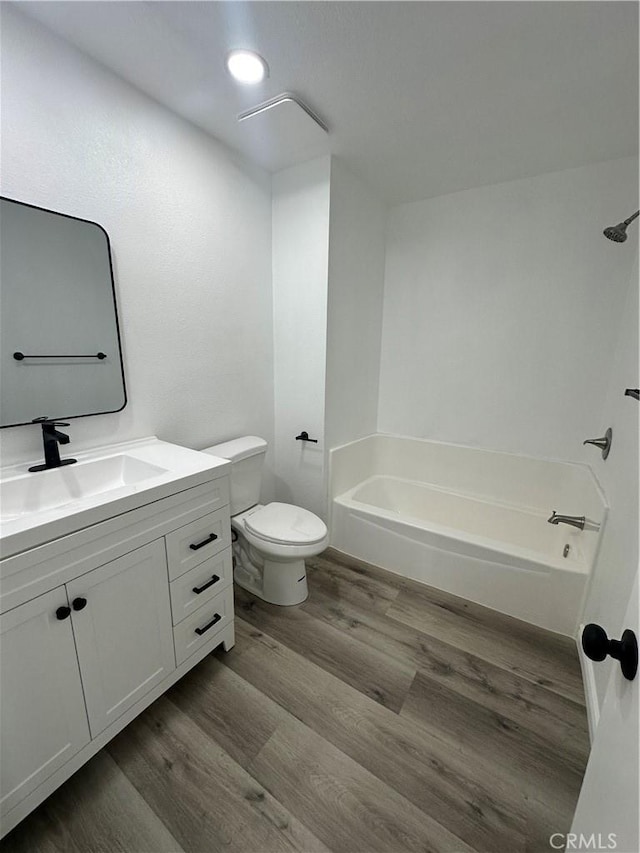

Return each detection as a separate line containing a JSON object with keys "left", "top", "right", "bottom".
{"left": 0, "top": 197, "right": 126, "bottom": 427}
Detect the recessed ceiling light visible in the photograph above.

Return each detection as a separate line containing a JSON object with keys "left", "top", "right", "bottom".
{"left": 225, "top": 50, "right": 269, "bottom": 84}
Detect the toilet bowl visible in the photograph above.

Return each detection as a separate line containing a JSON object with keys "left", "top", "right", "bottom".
{"left": 202, "top": 437, "right": 328, "bottom": 605}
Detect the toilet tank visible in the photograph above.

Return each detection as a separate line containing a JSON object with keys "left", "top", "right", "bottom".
{"left": 202, "top": 436, "right": 267, "bottom": 515}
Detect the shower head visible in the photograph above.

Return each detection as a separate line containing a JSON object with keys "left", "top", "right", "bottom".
{"left": 603, "top": 210, "right": 639, "bottom": 243}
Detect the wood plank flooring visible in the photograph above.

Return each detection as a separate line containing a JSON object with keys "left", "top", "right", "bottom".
{"left": 1, "top": 548, "right": 590, "bottom": 853}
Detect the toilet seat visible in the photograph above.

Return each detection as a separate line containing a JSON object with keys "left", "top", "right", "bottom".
{"left": 244, "top": 502, "right": 327, "bottom": 546}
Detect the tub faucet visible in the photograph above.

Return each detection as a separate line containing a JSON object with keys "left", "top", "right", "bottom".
{"left": 547, "top": 511, "right": 585, "bottom": 531}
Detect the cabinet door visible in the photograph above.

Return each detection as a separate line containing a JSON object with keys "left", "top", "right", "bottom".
{"left": 0, "top": 587, "right": 90, "bottom": 818}
{"left": 67, "top": 540, "right": 175, "bottom": 738}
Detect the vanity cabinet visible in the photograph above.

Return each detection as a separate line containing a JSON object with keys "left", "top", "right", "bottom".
{"left": 0, "top": 465, "right": 234, "bottom": 837}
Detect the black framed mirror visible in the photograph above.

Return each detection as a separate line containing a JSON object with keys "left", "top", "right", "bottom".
{"left": 0, "top": 197, "right": 127, "bottom": 427}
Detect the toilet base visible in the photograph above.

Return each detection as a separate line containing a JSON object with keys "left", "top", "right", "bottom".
{"left": 233, "top": 539, "right": 309, "bottom": 606}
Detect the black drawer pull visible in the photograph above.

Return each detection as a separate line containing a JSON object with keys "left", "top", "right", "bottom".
{"left": 189, "top": 533, "right": 218, "bottom": 551}
{"left": 192, "top": 574, "right": 220, "bottom": 595}
{"left": 194, "top": 613, "right": 222, "bottom": 636}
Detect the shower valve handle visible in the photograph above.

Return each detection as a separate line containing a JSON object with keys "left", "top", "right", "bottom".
{"left": 583, "top": 428, "right": 612, "bottom": 459}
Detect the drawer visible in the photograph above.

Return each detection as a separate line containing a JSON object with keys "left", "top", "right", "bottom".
{"left": 165, "top": 507, "right": 231, "bottom": 581}
{"left": 173, "top": 585, "right": 234, "bottom": 666}
{"left": 169, "top": 548, "right": 233, "bottom": 626}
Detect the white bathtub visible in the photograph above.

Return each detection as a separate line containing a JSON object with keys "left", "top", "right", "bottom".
{"left": 329, "top": 435, "right": 607, "bottom": 636}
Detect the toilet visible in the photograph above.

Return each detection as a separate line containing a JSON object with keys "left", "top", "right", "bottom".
{"left": 202, "top": 436, "right": 328, "bottom": 605}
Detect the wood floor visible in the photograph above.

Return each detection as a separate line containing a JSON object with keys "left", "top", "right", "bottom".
{"left": 1, "top": 549, "right": 590, "bottom": 853}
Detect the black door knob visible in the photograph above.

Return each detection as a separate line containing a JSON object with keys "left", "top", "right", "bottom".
{"left": 581, "top": 623, "right": 609, "bottom": 660}
{"left": 72, "top": 597, "right": 87, "bottom": 611}
{"left": 56, "top": 606, "right": 71, "bottom": 620}
{"left": 582, "top": 623, "right": 638, "bottom": 680}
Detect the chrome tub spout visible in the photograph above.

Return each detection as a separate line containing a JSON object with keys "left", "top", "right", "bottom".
{"left": 547, "top": 511, "right": 586, "bottom": 531}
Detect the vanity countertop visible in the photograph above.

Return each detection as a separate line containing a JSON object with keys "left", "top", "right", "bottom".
{"left": 0, "top": 436, "right": 229, "bottom": 558}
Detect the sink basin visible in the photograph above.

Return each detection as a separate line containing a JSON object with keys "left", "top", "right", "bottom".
{"left": 0, "top": 455, "right": 168, "bottom": 522}
{"left": 0, "top": 436, "right": 230, "bottom": 557}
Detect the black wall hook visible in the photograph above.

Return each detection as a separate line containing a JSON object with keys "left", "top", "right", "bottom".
{"left": 295, "top": 431, "right": 318, "bottom": 444}
{"left": 582, "top": 623, "right": 638, "bottom": 680}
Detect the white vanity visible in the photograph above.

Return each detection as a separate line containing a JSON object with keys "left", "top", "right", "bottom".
{"left": 0, "top": 436, "right": 234, "bottom": 837}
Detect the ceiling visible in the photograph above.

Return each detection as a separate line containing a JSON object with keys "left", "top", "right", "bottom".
{"left": 18, "top": 1, "right": 639, "bottom": 204}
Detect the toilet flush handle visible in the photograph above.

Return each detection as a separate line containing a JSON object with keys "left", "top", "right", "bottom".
{"left": 296, "top": 431, "right": 318, "bottom": 444}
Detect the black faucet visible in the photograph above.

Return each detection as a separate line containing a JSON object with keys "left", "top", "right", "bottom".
{"left": 29, "top": 418, "right": 77, "bottom": 472}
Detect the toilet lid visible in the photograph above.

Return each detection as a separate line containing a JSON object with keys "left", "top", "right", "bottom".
{"left": 245, "top": 502, "right": 327, "bottom": 546}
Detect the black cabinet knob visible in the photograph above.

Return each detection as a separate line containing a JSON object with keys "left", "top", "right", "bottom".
{"left": 72, "top": 597, "right": 87, "bottom": 611}
{"left": 582, "top": 623, "right": 638, "bottom": 680}
{"left": 56, "top": 606, "right": 71, "bottom": 620}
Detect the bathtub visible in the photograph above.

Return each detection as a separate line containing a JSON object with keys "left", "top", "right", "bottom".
{"left": 329, "top": 435, "right": 607, "bottom": 636}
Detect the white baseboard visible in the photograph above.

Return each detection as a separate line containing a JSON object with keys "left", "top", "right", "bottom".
{"left": 577, "top": 624, "right": 600, "bottom": 743}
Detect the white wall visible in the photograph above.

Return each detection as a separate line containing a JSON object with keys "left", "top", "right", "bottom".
{"left": 271, "top": 156, "right": 387, "bottom": 520}
{"left": 378, "top": 158, "right": 639, "bottom": 462}
{"left": 581, "top": 252, "right": 639, "bottom": 707}
{"left": 271, "top": 157, "right": 331, "bottom": 519}
{"left": 325, "top": 158, "right": 387, "bottom": 450}
{"left": 0, "top": 7, "right": 275, "bottom": 497}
